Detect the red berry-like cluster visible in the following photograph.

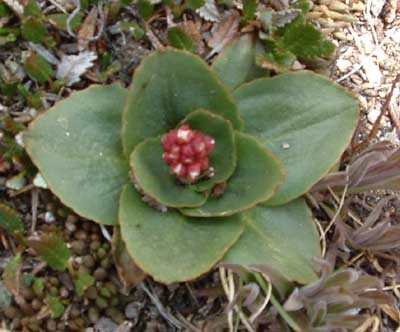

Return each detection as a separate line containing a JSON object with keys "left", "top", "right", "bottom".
{"left": 161, "top": 124, "right": 215, "bottom": 182}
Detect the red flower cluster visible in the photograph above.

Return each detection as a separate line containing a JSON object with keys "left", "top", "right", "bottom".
{"left": 161, "top": 124, "right": 215, "bottom": 182}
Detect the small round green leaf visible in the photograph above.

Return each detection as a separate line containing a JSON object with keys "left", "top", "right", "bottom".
{"left": 122, "top": 49, "right": 243, "bottom": 155}
{"left": 119, "top": 185, "right": 244, "bottom": 283}
{"left": 130, "top": 137, "right": 207, "bottom": 208}
{"left": 235, "top": 71, "right": 358, "bottom": 205}
{"left": 25, "top": 84, "right": 129, "bottom": 225}
{"left": 180, "top": 132, "right": 284, "bottom": 217}
{"left": 181, "top": 110, "right": 236, "bottom": 191}
{"left": 223, "top": 198, "right": 321, "bottom": 284}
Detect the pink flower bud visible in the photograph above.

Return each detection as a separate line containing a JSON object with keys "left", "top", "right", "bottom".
{"left": 161, "top": 124, "right": 215, "bottom": 182}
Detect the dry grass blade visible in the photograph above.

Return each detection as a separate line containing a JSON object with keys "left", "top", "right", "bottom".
{"left": 78, "top": 7, "right": 98, "bottom": 50}
{"left": 311, "top": 141, "right": 400, "bottom": 192}
{"left": 335, "top": 196, "right": 400, "bottom": 253}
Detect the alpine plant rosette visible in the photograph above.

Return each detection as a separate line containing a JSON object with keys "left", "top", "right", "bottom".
{"left": 25, "top": 35, "right": 358, "bottom": 284}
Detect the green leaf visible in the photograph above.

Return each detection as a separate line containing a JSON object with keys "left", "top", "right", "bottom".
{"left": 73, "top": 273, "right": 95, "bottom": 297}
{"left": 181, "top": 110, "right": 236, "bottom": 191}
{"left": 21, "top": 17, "right": 47, "bottom": 43}
{"left": 212, "top": 34, "right": 268, "bottom": 91}
{"left": 234, "top": 71, "right": 358, "bottom": 205}
{"left": 0, "top": 202, "right": 24, "bottom": 234}
{"left": 167, "top": 27, "right": 195, "bottom": 52}
{"left": 24, "top": 53, "right": 53, "bottom": 83}
{"left": 279, "top": 15, "right": 335, "bottom": 60}
{"left": 0, "top": 282, "right": 11, "bottom": 309}
{"left": 257, "top": 38, "right": 296, "bottom": 72}
{"left": 0, "top": 3, "right": 11, "bottom": 17}
{"left": 119, "top": 184, "right": 244, "bottom": 283}
{"left": 46, "top": 295, "right": 65, "bottom": 318}
{"left": 224, "top": 198, "right": 320, "bottom": 284}
{"left": 26, "top": 232, "right": 71, "bottom": 271}
{"left": 122, "top": 49, "right": 242, "bottom": 155}
{"left": 23, "top": 0, "right": 41, "bottom": 17}
{"left": 47, "top": 13, "right": 83, "bottom": 32}
{"left": 130, "top": 137, "right": 208, "bottom": 208}
{"left": 137, "top": 0, "right": 154, "bottom": 20}
{"left": 242, "top": 0, "right": 257, "bottom": 22}
{"left": 32, "top": 277, "right": 45, "bottom": 296}
{"left": 186, "top": 0, "right": 205, "bottom": 10}
{"left": 180, "top": 132, "right": 284, "bottom": 217}
{"left": 25, "top": 84, "right": 129, "bottom": 225}
{"left": 291, "top": 0, "right": 311, "bottom": 13}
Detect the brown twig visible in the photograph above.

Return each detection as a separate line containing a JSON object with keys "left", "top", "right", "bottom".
{"left": 368, "top": 73, "right": 400, "bottom": 141}
{"left": 352, "top": 73, "right": 400, "bottom": 153}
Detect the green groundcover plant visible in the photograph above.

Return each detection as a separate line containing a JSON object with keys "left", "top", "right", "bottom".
{"left": 25, "top": 35, "right": 358, "bottom": 284}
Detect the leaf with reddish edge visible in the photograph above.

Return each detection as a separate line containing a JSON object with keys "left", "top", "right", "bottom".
{"left": 122, "top": 49, "right": 243, "bottom": 156}
{"left": 130, "top": 137, "right": 208, "bottom": 208}
{"left": 180, "top": 132, "right": 284, "bottom": 217}
{"left": 25, "top": 84, "right": 129, "bottom": 225}
{"left": 212, "top": 34, "right": 268, "bottom": 91}
{"left": 119, "top": 184, "right": 244, "bottom": 283}
{"left": 235, "top": 71, "right": 358, "bottom": 205}
{"left": 223, "top": 198, "right": 321, "bottom": 284}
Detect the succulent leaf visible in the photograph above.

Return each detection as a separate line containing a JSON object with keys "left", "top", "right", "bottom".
{"left": 122, "top": 49, "right": 243, "bottom": 155}
{"left": 119, "top": 185, "right": 244, "bottom": 283}
{"left": 180, "top": 110, "right": 236, "bottom": 191}
{"left": 223, "top": 198, "right": 321, "bottom": 284}
{"left": 212, "top": 34, "right": 268, "bottom": 91}
{"left": 25, "top": 84, "right": 129, "bottom": 225}
{"left": 180, "top": 132, "right": 284, "bottom": 217}
{"left": 130, "top": 137, "right": 208, "bottom": 208}
{"left": 235, "top": 71, "right": 358, "bottom": 205}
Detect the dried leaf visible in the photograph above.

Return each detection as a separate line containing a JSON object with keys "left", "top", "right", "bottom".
{"left": 26, "top": 232, "right": 71, "bottom": 271}
{"left": 56, "top": 51, "right": 97, "bottom": 86}
{"left": 312, "top": 141, "right": 400, "bottom": 192}
{"left": 112, "top": 228, "right": 146, "bottom": 293}
{"left": 207, "top": 11, "right": 240, "bottom": 58}
{"left": 197, "top": 0, "right": 220, "bottom": 22}
{"left": 78, "top": 7, "right": 98, "bottom": 51}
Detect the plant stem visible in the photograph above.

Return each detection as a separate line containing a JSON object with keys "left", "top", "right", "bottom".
{"left": 254, "top": 273, "right": 303, "bottom": 332}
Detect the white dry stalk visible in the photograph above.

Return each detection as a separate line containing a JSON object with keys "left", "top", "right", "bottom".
{"left": 249, "top": 275, "right": 272, "bottom": 323}
{"left": 219, "top": 267, "right": 257, "bottom": 332}
{"left": 56, "top": 51, "right": 97, "bottom": 86}
{"left": 197, "top": 0, "right": 220, "bottom": 22}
